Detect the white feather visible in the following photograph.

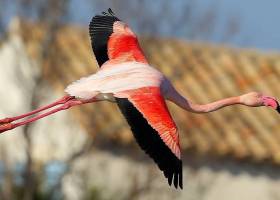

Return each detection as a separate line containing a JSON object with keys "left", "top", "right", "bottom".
{"left": 65, "top": 62, "right": 164, "bottom": 99}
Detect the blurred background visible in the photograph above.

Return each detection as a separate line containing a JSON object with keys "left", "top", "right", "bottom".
{"left": 1, "top": 0, "right": 280, "bottom": 199}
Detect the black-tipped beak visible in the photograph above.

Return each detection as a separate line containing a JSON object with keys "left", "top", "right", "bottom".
{"left": 276, "top": 101, "right": 280, "bottom": 113}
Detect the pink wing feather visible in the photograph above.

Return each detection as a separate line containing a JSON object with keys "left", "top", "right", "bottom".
{"left": 116, "top": 87, "right": 181, "bottom": 159}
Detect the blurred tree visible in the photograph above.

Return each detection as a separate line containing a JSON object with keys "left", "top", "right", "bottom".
{"left": 19, "top": 1, "right": 70, "bottom": 198}
{"left": 91, "top": 0, "right": 239, "bottom": 42}
{"left": 0, "top": 0, "right": 240, "bottom": 43}
{"left": 0, "top": 0, "right": 71, "bottom": 200}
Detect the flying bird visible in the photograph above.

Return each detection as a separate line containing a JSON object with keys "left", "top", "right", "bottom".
{"left": 0, "top": 8, "right": 279, "bottom": 189}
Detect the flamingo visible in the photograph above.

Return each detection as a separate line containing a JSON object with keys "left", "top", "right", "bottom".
{"left": 0, "top": 8, "right": 279, "bottom": 189}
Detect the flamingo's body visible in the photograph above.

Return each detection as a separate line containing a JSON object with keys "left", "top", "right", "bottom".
{"left": 0, "top": 9, "right": 279, "bottom": 189}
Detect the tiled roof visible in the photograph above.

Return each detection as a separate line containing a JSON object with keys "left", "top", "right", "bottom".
{"left": 15, "top": 20, "right": 280, "bottom": 164}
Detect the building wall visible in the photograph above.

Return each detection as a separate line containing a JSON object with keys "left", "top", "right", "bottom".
{"left": 61, "top": 149, "right": 280, "bottom": 200}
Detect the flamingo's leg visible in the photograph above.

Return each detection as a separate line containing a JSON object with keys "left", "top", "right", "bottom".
{"left": 0, "top": 95, "right": 75, "bottom": 124}
{"left": 0, "top": 97, "right": 97, "bottom": 133}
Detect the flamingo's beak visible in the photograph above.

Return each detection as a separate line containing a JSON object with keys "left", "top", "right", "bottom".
{"left": 262, "top": 96, "right": 280, "bottom": 113}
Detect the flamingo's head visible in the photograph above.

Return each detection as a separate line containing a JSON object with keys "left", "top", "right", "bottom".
{"left": 262, "top": 95, "right": 280, "bottom": 113}
{"left": 113, "top": 21, "right": 136, "bottom": 36}
{"left": 240, "top": 92, "right": 280, "bottom": 113}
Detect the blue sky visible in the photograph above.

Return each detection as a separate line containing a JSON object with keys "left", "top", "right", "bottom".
{"left": 2, "top": 0, "right": 280, "bottom": 51}
{"left": 205, "top": 0, "right": 280, "bottom": 50}
{"left": 67, "top": 0, "right": 280, "bottom": 51}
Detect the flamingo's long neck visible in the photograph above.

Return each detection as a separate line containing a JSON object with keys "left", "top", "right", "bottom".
{"left": 167, "top": 87, "right": 241, "bottom": 113}
{"left": 187, "top": 96, "right": 241, "bottom": 113}
{"left": 167, "top": 85, "right": 280, "bottom": 114}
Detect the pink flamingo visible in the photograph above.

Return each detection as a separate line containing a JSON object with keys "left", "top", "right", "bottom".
{"left": 0, "top": 9, "right": 279, "bottom": 189}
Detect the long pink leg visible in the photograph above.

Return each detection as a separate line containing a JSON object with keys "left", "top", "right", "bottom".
{"left": 0, "top": 95, "right": 74, "bottom": 124}
{"left": 0, "top": 97, "right": 97, "bottom": 133}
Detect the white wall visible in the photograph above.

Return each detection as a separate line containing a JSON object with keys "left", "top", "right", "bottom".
{"left": 0, "top": 19, "right": 89, "bottom": 166}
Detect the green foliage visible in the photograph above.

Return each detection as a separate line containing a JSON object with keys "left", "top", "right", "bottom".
{"left": 83, "top": 186, "right": 106, "bottom": 200}
{"left": 83, "top": 185, "right": 121, "bottom": 200}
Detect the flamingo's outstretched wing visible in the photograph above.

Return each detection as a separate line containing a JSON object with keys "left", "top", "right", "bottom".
{"left": 116, "top": 87, "right": 183, "bottom": 189}
{"left": 88, "top": 9, "right": 182, "bottom": 189}
{"left": 89, "top": 9, "right": 119, "bottom": 66}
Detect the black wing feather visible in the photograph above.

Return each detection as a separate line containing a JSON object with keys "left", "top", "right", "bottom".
{"left": 89, "top": 9, "right": 183, "bottom": 189}
{"left": 116, "top": 98, "right": 183, "bottom": 189}
{"left": 89, "top": 9, "right": 119, "bottom": 66}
